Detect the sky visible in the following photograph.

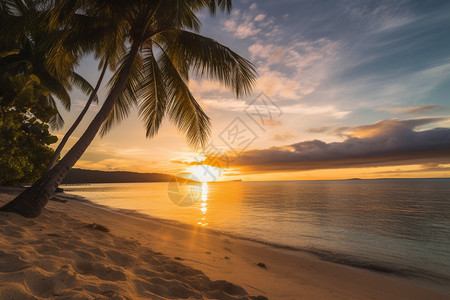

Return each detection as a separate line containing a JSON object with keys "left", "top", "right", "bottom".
{"left": 53, "top": 0, "right": 450, "bottom": 181}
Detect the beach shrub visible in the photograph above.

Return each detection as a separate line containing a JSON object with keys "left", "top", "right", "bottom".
{"left": 0, "top": 115, "right": 57, "bottom": 185}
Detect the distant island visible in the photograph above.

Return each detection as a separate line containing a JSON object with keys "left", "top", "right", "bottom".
{"left": 61, "top": 168, "right": 174, "bottom": 184}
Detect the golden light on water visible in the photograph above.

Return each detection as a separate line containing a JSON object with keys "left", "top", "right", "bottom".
{"left": 197, "top": 182, "right": 208, "bottom": 226}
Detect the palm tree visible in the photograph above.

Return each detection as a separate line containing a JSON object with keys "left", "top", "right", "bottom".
{"left": 43, "top": 0, "right": 130, "bottom": 173}
{"left": 1, "top": 0, "right": 256, "bottom": 218}
{"left": 43, "top": 61, "right": 108, "bottom": 174}
{"left": 1, "top": 0, "right": 98, "bottom": 130}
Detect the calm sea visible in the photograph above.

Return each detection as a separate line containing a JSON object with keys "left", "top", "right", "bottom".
{"left": 63, "top": 179, "right": 450, "bottom": 293}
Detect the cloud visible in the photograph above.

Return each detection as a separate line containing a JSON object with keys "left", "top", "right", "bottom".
{"left": 235, "top": 22, "right": 261, "bottom": 39}
{"left": 307, "top": 126, "right": 331, "bottom": 133}
{"left": 264, "top": 119, "right": 283, "bottom": 129}
{"left": 249, "top": 38, "right": 340, "bottom": 100}
{"left": 223, "top": 4, "right": 267, "bottom": 39}
{"left": 201, "top": 98, "right": 349, "bottom": 119}
{"left": 188, "top": 79, "right": 233, "bottom": 98}
{"left": 221, "top": 2, "right": 341, "bottom": 101}
{"left": 201, "top": 98, "right": 246, "bottom": 111}
{"left": 272, "top": 130, "right": 298, "bottom": 142}
{"left": 231, "top": 118, "right": 450, "bottom": 172}
{"left": 369, "top": 163, "right": 450, "bottom": 175}
{"left": 378, "top": 105, "right": 449, "bottom": 115}
{"left": 343, "top": 117, "right": 447, "bottom": 138}
{"left": 254, "top": 14, "right": 266, "bottom": 22}
{"left": 341, "top": 0, "right": 413, "bottom": 32}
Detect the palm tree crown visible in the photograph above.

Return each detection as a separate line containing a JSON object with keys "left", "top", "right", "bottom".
{"left": 92, "top": 0, "right": 256, "bottom": 147}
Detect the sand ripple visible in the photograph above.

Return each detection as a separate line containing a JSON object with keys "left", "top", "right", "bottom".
{"left": 0, "top": 208, "right": 266, "bottom": 299}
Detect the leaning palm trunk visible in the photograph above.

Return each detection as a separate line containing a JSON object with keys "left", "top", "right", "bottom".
{"left": 44, "top": 60, "right": 109, "bottom": 174}
{"left": 0, "top": 43, "right": 140, "bottom": 218}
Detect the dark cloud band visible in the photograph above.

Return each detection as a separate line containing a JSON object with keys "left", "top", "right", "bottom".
{"left": 231, "top": 118, "right": 450, "bottom": 172}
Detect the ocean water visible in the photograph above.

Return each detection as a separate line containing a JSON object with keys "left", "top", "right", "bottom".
{"left": 63, "top": 179, "right": 450, "bottom": 293}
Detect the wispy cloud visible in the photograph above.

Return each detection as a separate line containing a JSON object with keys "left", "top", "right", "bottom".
{"left": 378, "top": 104, "right": 450, "bottom": 115}
{"left": 250, "top": 39, "right": 339, "bottom": 100}
{"left": 201, "top": 98, "right": 349, "bottom": 119}
{"left": 341, "top": 0, "right": 414, "bottom": 32}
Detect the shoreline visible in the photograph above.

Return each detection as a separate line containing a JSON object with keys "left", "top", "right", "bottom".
{"left": 1, "top": 187, "right": 449, "bottom": 299}
{"left": 68, "top": 189, "right": 450, "bottom": 292}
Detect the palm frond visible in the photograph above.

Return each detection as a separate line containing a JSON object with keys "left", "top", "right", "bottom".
{"left": 38, "top": 70, "right": 71, "bottom": 110}
{"left": 70, "top": 72, "right": 98, "bottom": 103}
{"left": 46, "top": 94, "right": 64, "bottom": 130}
{"left": 204, "top": 0, "right": 232, "bottom": 15}
{"left": 159, "top": 0, "right": 201, "bottom": 32}
{"left": 100, "top": 50, "right": 144, "bottom": 136}
{"left": 158, "top": 30, "right": 257, "bottom": 98}
{"left": 138, "top": 45, "right": 168, "bottom": 138}
{"left": 155, "top": 43, "right": 211, "bottom": 148}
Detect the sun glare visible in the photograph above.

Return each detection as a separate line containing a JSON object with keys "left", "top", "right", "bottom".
{"left": 188, "top": 164, "right": 222, "bottom": 182}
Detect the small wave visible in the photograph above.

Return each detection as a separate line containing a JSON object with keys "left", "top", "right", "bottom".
{"left": 302, "top": 248, "right": 450, "bottom": 294}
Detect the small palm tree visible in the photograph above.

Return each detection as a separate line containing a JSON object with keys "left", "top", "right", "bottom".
{"left": 1, "top": 0, "right": 257, "bottom": 218}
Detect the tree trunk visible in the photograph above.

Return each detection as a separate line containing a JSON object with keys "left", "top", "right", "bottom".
{"left": 0, "top": 43, "right": 140, "bottom": 218}
{"left": 44, "top": 60, "right": 109, "bottom": 174}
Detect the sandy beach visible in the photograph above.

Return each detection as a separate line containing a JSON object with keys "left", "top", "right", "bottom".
{"left": 0, "top": 187, "right": 448, "bottom": 300}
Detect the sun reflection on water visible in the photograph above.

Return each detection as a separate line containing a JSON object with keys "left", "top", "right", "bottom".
{"left": 197, "top": 182, "right": 208, "bottom": 226}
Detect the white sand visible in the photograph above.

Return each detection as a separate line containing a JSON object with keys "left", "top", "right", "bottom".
{"left": 0, "top": 187, "right": 448, "bottom": 299}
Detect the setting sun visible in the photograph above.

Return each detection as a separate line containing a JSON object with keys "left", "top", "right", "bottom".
{"left": 187, "top": 165, "right": 223, "bottom": 182}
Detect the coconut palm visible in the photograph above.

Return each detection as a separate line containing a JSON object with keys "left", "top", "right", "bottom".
{"left": 43, "top": 1, "right": 129, "bottom": 173}
{"left": 43, "top": 61, "right": 108, "bottom": 174}
{"left": 1, "top": 0, "right": 98, "bottom": 130}
{"left": 1, "top": 0, "right": 256, "bottom": 217}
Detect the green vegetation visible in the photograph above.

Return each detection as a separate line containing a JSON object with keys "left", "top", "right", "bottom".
{"left": 0, "top": 51, "right": 58, "bottom": 185}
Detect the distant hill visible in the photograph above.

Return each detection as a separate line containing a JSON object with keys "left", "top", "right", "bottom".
{"left": 61, "top": 168, "right": 174, "bottom": 184}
